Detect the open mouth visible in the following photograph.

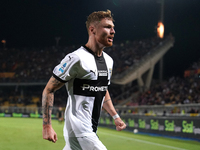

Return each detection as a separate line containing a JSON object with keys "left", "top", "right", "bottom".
{"left": 108, "top": 37, "right": 114, "bottom": 42}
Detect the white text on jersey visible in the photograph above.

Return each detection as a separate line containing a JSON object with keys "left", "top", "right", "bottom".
{"left": 81, "top": 84, "right": 108, "bottom": 92}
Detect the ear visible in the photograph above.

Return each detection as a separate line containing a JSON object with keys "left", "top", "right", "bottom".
{"left": 89, "top": 25, "right": 96, "bottom": 35}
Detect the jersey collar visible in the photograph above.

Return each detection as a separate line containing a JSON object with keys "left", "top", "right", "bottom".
{"left": 83, "top": 45, "right": 103, "bottom": 59}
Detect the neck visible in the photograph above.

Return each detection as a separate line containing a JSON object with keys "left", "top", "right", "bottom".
{"left": 85, "top": 39, "right": 105, "bottom": 57}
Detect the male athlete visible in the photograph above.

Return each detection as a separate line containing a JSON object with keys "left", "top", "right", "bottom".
{"left": 42, "top": 10, "right": 126, "bottom": 150}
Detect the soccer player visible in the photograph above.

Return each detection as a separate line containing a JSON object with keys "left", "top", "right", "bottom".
{"left": 42, "top": 10, "right": 126, "bottom": 150}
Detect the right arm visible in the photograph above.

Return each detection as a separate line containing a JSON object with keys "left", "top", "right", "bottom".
{"left": 42, "top": 76, "right": 65, "bottom": 143}
{"left": 43, "top": 52, "right": 79, "bottom": 142}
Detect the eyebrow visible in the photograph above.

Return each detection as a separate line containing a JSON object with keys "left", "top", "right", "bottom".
{"left": 105, "top": 24, "right": 115, "bottom": 28}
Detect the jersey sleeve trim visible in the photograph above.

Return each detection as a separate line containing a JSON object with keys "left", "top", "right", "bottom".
{"left": 52, "top": 73, "right": 67, "bottom": 83}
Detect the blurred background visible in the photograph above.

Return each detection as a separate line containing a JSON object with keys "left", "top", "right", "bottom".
{"left": 1, "top": 0, "right": 200, "bottom": 77}
{"left": 0, "top": 0, "right": 200, "bottom": 141}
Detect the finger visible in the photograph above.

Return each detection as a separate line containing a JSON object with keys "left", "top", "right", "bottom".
{"left": 116, "top": 123, "right": 126, "bottom": 131}
{"left": 53, "top": 134, "right": 58, "bottom": 143}
{"left": 55, "top": 134, "right": 58, "bottom": 141}
{"left": 43, "top": 135, "right": 49, "bottom": 140}
{"left": 117, "top": 127, "right": 124, "bottom": 131}
{"left": 121, "top": 123, "right": 126, "bottom": 129}
{"left": 116, "top": 126, "right": 123, "bottom": 131}
{"left": 47, "top": 137, "right": 53, "bottom": 142}
{"left": 49, "top": 136, "right": 55, "bottom": 143}
{"left": 50, "top": 138, "right": 56, "bottom": 143}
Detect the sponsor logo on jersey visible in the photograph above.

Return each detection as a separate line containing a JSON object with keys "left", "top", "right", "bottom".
{"left": 81, "top": 84, "right": 108, "bottom": 92}
{"left": 109, "top": 68, "right": 112, "bottom": 76}
{"left": 98, "top": 70, "right": 108, "bottom": 76}
{"left": 59, "top": 63, "right": 67, "bottom": 73}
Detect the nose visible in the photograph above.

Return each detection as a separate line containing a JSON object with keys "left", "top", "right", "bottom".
{"left": 111, "top": 28, "right": 115, "bottom": 34}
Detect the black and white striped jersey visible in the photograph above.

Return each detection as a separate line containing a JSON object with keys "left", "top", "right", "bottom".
{"left": 53, "top": 46, "right": 113, "bottom": 137}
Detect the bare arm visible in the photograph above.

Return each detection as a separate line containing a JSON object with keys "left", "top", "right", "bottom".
{"left": 103, "top": 90, "right": 126, "bottom": 131}
{"left": 103, "top": 90, "right": 118, "bottom": 116}
{"left": 42, "top": 76, "right": 65, "bottom": 142}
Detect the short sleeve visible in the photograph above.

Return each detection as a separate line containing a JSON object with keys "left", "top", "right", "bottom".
{"left": 53, "top": 53, "right": 80, "bottom": 82}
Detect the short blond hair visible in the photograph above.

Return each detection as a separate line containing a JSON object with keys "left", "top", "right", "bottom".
{"left": 86, "top": 10, "right": 114, "bottom": 32}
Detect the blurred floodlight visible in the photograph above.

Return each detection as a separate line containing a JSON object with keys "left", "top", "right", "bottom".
{"left": 157, "top": 22, "right": 164, "bottom": 39}
{"left": 1, "top": 39, "right": 6, "bottom": 44}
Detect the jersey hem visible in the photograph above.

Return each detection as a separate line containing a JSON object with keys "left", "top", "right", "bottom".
{"left": 64, "top": 132, "right": 96, "bottom": 138}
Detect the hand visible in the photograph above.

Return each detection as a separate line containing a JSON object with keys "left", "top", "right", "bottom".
{"left": 43, "top": 125, "right": 58, "bottom": 143}
{"left": 114, "top": 118, "right": 126, "bottom": 131}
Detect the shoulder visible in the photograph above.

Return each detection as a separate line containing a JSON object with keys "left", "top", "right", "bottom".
{"left": 73, "top": 46, "right": 90, "bottom": 57}
{"left": 73, "top": 46, "right": 95, "bottom": 63}
{"left": 64, "top": 46, "right": 94, "bottom": 66}
{"left": 61, "top": 47, "right": 84, "bottom": 63}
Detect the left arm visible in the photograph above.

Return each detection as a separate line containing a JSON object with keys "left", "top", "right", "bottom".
{"left": 102, "top": 90, "right": 126, "bottom": 131}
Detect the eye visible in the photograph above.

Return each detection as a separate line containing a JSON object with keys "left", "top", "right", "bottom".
{"left": 104, "top": 26, "right": 111, "bottom": 28}
{"left": 105, "top": 25, "right": 114, "bottom": 29}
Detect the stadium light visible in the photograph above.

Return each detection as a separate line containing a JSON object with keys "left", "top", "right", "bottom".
{"left": 1, "top": 39, "right": 6, "bottom": 48}
{"left": 1, "top": 39, "right": 6, "bottom": 44}
{"left": 157, "top": 22, "right": 164, "bottom": 38}
{"left": 157, "top": 0, "right": 165, "bottom": 39}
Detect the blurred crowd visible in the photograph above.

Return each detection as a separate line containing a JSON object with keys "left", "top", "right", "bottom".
{"left": 127, "top": 58, "right": 200, "bottom": 113}
{"left": 1, "top": 35, "right": 200, "bottom": 112}
{"left": 0, "top": 36, "right": 163, "bottom": 83}
{"left": 0, "top": 36, "right": 163, "bottom": 107}
{"left": 135, "top": 76, "right": 200, "bottom": 108}
{"left": 0, "top": 45, "right": 79, "bottom": 82}
{"left": 106, "top": 36, "right": 163, "bottom": 74}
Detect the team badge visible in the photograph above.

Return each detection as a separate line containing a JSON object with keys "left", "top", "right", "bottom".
{"left": 59, "top": 63, "right": 67, "bottom": 73}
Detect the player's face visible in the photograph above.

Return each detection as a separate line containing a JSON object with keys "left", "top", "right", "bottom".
{"left": 95, "top": 18, "right": 115, "bottom": 47}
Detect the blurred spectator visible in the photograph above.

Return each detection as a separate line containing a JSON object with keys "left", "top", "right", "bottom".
{"left": 133, "top": 76, "right": 200, "bottom": 106}
{"left": 1, "top": 35, "right": 200, "bottom": 108}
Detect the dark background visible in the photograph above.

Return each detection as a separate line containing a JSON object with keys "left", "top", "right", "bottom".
{"left": 1, "top": 0, "right": 200, "bottom": 79}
